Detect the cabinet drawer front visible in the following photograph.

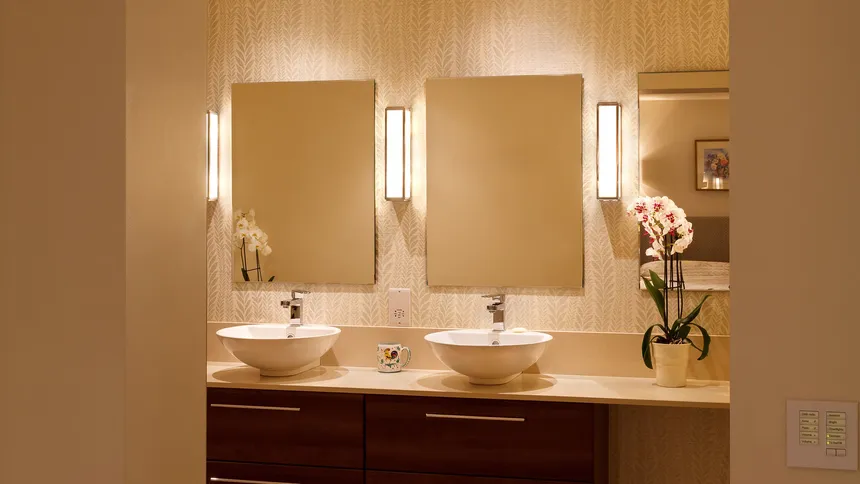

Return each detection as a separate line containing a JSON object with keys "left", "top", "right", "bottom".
{"left": 207, "top": 461, "right": 363, "bottom": 484}
{"left": 366, "top": 395, "right": 597, "bottom": 482}
{"left": 368, "top": 471, "right": 579, "bottom": 484}
{"left": 207, "top": 388, "right": 363, "bottom": 468}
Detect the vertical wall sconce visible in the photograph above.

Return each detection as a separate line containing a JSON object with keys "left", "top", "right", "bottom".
{"left": 596, "top": 102, "right": 621, "bottom": 200}
{"left": 385, "top": 107, "right": 412, "bottom": 201}
{"left": 207, "top": 111, "right": 219, "bottom": 201}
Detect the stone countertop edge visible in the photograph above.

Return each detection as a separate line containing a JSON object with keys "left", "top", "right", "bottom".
{"left": 207, "top": 362, "right": 730, "bottom": 409}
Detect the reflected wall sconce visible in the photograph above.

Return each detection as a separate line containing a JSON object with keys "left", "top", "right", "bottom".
{"left": 207, "top": 111, "right": 220, "bottom": 201}
{"left": 596, "top": 102, "right": 621, "bottom": 200}
{"left": 385, "top": 106, "right": 412, "bottom": 201}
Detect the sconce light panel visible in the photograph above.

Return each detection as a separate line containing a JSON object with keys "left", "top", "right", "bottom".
{"left": 596, "top": 102, "right": 621, "bottom": 200}
{"left": 385, "top": 106, "right": 412, "bottom": 201}
{"left": 207, "top": 111, "right": 219, "bottom": 201}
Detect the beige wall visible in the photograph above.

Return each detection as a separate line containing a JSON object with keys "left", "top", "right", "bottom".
{"left": 641, "top": 99, "right": 730, "bottom": 216}
{"left": 0, "top": 0, "right": 206, "bottom": 483}
{"left": 206, "top": 0, "right": 731, "bottom": 337}
{"left": 126, "top": 1, "right": 207, "bottom": 484}
{"left": 731, "top": 0, "right": 860, "bottom": 482}
{"left": 0, "top": 1, "right": 126, "bottom": 482}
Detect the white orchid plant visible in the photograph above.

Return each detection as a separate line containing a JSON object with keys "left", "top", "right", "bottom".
{"left": 627, "top": 196, "right": 711, "bottom": 369}
{"left": 234, "top": 209, "right": 274, "bottom": 282}
{"left": 628, "top": 196, "right": 694, "bottom": 260}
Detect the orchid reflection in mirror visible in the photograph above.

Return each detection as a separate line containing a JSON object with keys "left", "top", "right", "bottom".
{"left": 234, "top": 209, "right": 275, "bottom": 282}
{"left": 627, "top": 196, "right": 711, "bottom": 387}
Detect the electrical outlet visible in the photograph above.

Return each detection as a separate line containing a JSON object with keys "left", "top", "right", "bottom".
{"left": 388, "top": 288, "right": 411, "bottom": 327}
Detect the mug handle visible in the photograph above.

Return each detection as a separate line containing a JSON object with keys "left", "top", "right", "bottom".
{"left": 400, "top": 346, "right": 412, "bottom": 368}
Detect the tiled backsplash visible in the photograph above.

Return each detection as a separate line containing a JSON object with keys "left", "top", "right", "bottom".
{"left": 206, "top": 0, "right": 731, "bottom": 335}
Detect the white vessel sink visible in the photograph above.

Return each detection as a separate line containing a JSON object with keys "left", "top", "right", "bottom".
{"left": 425, "top": 329, "right": 552, "bottom": 385}
{"left": 216, "top": 324, "right": 340, "bottom": 377}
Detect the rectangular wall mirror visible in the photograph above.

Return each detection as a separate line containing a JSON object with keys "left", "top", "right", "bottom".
{"left": 426, "top": 75, "right": 584, "bottom": 288}
{"left": 638, "top": 71, "right": 730, "bottom": 291}
{"left": 231, "top": 80, "right": 376, "bottom": 284}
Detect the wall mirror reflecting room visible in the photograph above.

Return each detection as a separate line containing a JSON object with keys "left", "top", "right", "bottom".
{"left": 638, "top": 71, "right": 730, "bottom": 291}
{"left": 425, "top": 75, "right": 584, "bottom": 288}
{"left": 231, "top": 80, "right": 376, "bottom": 285}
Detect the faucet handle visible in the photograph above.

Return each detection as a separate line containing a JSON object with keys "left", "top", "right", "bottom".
{"left": 291, "top": 290, "right": 309, "bottom": 300}
{"left": 482, "top": 294, "right": 505, "bottom": 304}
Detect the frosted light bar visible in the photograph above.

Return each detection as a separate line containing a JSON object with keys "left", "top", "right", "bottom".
{"left": 207, "top": 111, "right": 220, "bottom": 201}
{"left": 596, "top": 102, "right": 621, "bottom": 200}
{"left": 385, "top": 107, "right": 412, "bottom": 201}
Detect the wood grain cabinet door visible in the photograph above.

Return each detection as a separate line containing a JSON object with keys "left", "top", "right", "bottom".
{"left": 207, "top": 461, "right": 364, "bottom": 484}
{"left": 366, "top": 395, "right": 604, "bottom": 482}
{"left": 207, "top": 388, "right": 364, "bottom": 468}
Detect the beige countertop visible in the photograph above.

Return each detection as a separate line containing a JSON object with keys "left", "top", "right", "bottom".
{"left": 208, "top": 362, "right": 730, "bottom": 409}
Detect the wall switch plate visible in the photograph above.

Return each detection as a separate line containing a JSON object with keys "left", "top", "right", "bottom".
{"left": 787, "top": 400, "right": 857, "bottom": 471}
{"left": 388, "top": 288, "right": 411, "bottom": 327}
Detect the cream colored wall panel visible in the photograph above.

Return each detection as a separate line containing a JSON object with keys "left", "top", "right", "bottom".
{"left": 0, "top": 2, "right": 126, "bottom": 482}
{"left": 731, "top": 0, "right": 860, "bottom": 482}
{"left": 426, "top": 75, "right": 583, "bottom": 287}
{"left": 126, "top": 0, "right": 208, "bottom": 483}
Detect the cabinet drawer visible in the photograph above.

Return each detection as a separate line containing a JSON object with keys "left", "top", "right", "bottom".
{"left": 368, "top": 471, "right": 579, "bottom": 484}
{"left": 366, "top": 395, "right": 604, "bottom": 482}
{"left": 207, "top": 461, "right": 364, "bottom": 484}
{"left": 207, "top": 388, "right": 363, "bottom": 468}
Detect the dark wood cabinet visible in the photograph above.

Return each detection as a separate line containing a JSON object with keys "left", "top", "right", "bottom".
{"left": 366, "top": 394, "right": 605, "bottom": 482}
{"left": 207, "top": 388, "right": 364, "bottom": 468}
{"left": 368, "top": 470, "right": 583, "bottom": 484}
{"left": 207, "top": 461, "right": 364, "bottom": 484}
{"left": 207, "top": 388, "right": 609, "bottom": 484}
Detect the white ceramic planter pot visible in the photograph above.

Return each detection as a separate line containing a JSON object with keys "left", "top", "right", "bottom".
{"left": 652, "top": 342, "right": 691, "bottom": 388}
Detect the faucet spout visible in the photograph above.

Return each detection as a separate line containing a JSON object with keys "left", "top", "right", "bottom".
{"left": 280, "top": 290, "right": 310, "bottom": 326}
{"left": 482, "top": 294, "right": 506, "bottom": 332}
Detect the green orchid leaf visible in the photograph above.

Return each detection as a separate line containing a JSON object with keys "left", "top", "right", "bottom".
{"left": 268, "top": 276, "right": 275, "bottom": 282}
{"left": 642, "top": 324, "right": 663, "bottom": 369}
{"left": 642, "top": 276, "right": 666, "bottom": 321}
{"left": 670, "top": 319, "right": 682, "bottom": 336}
{"left": 683, "top": 337, "right": 703, "bottom": 353}
{"left": 677, "top": 323, "right": 691, "bottom": 340}
{"left": 649, "top": 270, "right": 666, "bottom": 290}
{"left": 686, "top": 323, "right": 711, "bottom": 360}
{"left": 678, "top": 295, "right": 711, "bottom": 324}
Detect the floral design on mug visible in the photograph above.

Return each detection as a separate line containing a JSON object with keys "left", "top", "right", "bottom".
{"left": 378, "top": 344, "right": 410, "bottom": 372}
{"left": 380, "top": 347, "right": 400, "bottom": 368}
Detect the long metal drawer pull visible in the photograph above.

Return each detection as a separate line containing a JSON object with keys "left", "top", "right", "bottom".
{"left": 210, "top": 403, "right": 300, "bottom": 412}
{"left": 210, "top": 478, "right": 298, "bottom": 484}
{"left": 425, "top": 413, "right": 525, "bottom": 422}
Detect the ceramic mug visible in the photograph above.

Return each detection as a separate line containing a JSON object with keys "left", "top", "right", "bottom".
{"left": 377, "top": 342, "right": 412, "bottom": 373}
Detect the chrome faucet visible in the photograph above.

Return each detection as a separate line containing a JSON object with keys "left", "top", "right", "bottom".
{"left": 483, "top": 294, "right": 506, "bottom": 332}
{"left": 280, "top": 290, "right": 309, "bottom": 326}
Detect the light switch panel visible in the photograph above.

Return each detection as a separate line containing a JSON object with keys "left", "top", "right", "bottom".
{"left": 787, "top": 400, "right": 857, "bottom": 471}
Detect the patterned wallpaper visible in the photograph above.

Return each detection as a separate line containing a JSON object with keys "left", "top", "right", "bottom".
{"left": 206, "top": 0, "right": 731, "bottom": 335}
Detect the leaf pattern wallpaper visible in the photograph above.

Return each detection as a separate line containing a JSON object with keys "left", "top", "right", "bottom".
{"left": 206, "top": 2, "right": 730, "bottom": 483}
{"left": 207, "top": 0, "right": 730, "bottom": 336}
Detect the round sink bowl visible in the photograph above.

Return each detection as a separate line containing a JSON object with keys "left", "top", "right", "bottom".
{"left": 425, "top": 329, "right": 552, "bottom": 385}
{"left": 216, "top": 324, "right": 340, "bottom": 377}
